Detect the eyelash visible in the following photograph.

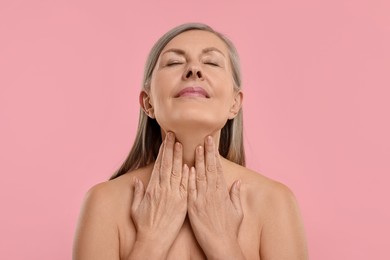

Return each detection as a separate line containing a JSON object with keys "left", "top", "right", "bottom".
{"left": 204, "top": 62, "right": 219, "bottom": 67}
{"left": 165, "top": 61, "right": 219, "bottom": 67}
{"left": 166, "top": 62, "right": 183, "bottom": 66}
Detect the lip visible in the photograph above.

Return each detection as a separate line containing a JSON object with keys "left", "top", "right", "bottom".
{"left": 175, "top": 86, "right": 210, "bottom": 98}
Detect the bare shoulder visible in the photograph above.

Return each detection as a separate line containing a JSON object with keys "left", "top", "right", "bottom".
{"left": 81, "top": 164, "right": 154, "bottom": 211}
{"left": 245, "top": 169, "right": 298, "bottom": 213}
{"left": 73, "top": 166, "right": 153, "bottom": 260}
{"left": 224, "top": 160, "right": 308, "bottom": 259}
{"left": 80, "top": 172, "right": 133, "bottom": 216}
{"left": 224, "top": 159, "right": 298, "bottom": 211}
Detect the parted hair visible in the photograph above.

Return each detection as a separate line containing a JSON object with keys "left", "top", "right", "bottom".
{"left": 110, "top": 23, "right": 245, "bottom": 180}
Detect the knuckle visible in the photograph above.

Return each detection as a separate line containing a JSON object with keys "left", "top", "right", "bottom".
{"left": 144, "top": 190, "right": 153, "bottom": 200}
{"left": 145, "top": 187, "right": 159, "bottom": 200}
{"left": 179, "top": 182, "right": 187, "bottom": 191}
{"left": 189, "top": 186, "right": 196, "bottom": 193}
{"left": 206, "top": 164, "right": 216, "bottom": 172}
{"left": 171, "top": 169, "right": 180, "bottom": 178}
{"left": 196, "top": 174, "right": 206, "bottom": 182}
{"left": 174, "top": 144, "right": 182, "bottom": 155}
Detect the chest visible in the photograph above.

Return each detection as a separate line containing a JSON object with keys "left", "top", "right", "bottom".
{"left": 120, "top": 216, "right": 261, "bottom": 260}
{"left": 166, "top": 218, "right": 207, "bottom": 259}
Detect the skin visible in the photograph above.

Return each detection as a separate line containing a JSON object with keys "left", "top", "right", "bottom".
{"left": 73, "top": 30, "right": 308, "bottom": 259}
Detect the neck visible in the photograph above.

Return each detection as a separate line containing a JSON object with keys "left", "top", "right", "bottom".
{"left": 162, "top": 130, "right": 221, "bottom": 167}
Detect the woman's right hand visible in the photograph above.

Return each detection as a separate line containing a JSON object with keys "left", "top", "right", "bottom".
{"left": 129, "top": 132, "right": 189, "bottom": 258}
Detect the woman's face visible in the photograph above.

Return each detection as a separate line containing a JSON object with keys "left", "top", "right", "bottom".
{"left": 145, "top": 30, "right": 242, "bottom": 133}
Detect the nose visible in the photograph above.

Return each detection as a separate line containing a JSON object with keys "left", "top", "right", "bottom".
{"left": 184, "top": 65, "right": 203, "bottom": 80}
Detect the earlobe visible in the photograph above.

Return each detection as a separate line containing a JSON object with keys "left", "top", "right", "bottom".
{"left": 228, "top": 91, "right": 243, "bottom": 119}
{"left": 139, "top": 91, "right": 155, "bottom": 118}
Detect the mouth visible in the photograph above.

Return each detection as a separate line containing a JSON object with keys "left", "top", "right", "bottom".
{"left": 175, "top": 86, "right": 210, "bottom": 98}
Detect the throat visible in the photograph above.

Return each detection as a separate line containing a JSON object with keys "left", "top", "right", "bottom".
{"left": 171, "top": 131, "right": 221, "bottom": 168}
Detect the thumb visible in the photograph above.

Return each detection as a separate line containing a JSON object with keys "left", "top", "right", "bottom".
{"left": 131, "top": 177, "right": 144, "bottom": 213}
{"left": 229, "top": 180, "right": 243, "bottom": 214}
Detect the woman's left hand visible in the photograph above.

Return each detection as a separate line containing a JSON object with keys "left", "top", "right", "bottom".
{"left": 188, "top": 136, "right": 245, "bottom": 260}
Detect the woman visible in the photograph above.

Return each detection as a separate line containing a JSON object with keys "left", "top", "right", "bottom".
{"left": 73, "top": 23, "right": 308, "bottom": 259}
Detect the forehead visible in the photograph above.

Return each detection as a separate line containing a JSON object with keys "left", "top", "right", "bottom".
{"left": 161, "top": 30, "right": 229, "bottom": 55}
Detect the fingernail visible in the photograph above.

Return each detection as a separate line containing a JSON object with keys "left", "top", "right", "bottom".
{"left": 167, "top": 132, "right": 173, "bottom": 141}
{"left": 197, "top": 146, "right": 203, "bottom": 154}
{"left": 237, "top": 180, "right": 241, "bottom": 189}
{"left": 207, "top": 136, "right": 212, "bottom": 145}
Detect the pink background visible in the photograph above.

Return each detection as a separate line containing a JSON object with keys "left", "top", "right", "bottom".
{"left": 1, "top": 0, "right": 389, "bottom": 259}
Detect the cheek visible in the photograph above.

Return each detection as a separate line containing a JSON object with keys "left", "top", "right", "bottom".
{"left": 149, "top": 75, "right": 171, "bottom": 100}
{"left": 150, "top": 72, "right": 179, "bottom": 96}
{"left": 149, "top": 87, "right": 172, "bottom": 120}
{"left": 209, "top": 69, "right": 234, "bottom": 90}
{"left": 213, "top": 79, "right": 235, "bottom": 101}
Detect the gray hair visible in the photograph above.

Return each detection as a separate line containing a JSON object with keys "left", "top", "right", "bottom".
{"left": 110, "top": 22, "right": 245, "bottom": 180}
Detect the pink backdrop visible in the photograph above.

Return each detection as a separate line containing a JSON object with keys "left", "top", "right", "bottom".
{"left": 1, "top": 0, "right": 389, "bottom": 259}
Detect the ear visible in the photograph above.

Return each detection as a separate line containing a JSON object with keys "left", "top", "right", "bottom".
{"left": 139, "top": 91, "right": 155, "bottom": 119}
{"left": 228, "top": 90, "right": 243, "bottom": 119}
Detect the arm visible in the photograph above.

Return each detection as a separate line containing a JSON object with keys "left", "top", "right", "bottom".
{"left": 73, "top": 183, "right": 120, "bottom": 260}
{"left": 259, "top": 183, "right": 308, "bottom": 260}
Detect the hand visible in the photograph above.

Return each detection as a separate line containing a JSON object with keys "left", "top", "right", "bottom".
{"left": 130, "top": 132, "right": 189, "bottom": 257}
{"left": 187, "top": 136, "right": 244, "bottom": 259}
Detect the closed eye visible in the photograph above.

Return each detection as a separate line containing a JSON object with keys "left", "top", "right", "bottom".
{"left": 166, "top": 61, "right": 183, "bottom": 66}
{"left": 204, "top": 62, "right": 219, "bottom": 67}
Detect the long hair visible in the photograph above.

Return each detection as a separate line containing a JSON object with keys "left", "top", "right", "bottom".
{"left": 110, "top": 23, "right": 245, "bottom": 180}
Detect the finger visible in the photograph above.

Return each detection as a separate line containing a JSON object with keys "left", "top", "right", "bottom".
{"left": 131, "top": 177, "right": 145, "bottom": 213}
{"left": 215, "top": 150, "right": 227, "bottom": 190}
{"left": 170, "top": 142, "right": 183, "bottom": 189}
{"left": 149, "top": 142, "right": 164, "bottom": 187}
{"left": 188, "top": 166, "right": 197, "bottom": 202}
{"left": 160, "top": 132, "right": 175, "bottom": 187}
{"left": 195, "top": 145, "right": 207, "bottom": 196}
{"left": 229, "top": 180, "right": 243, "bottom": 215}
{"left": 180, "top": 164, "right": 189, "bottom": 197}
{"left": 205, "top": 136, "right": 217, "bottom": 190}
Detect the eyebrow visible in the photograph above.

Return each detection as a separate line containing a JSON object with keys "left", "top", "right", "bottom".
{"left": 161, "top": 47, "right": 226, "bottom": 57}
{"left": 203, "top": 47, "right": 226, "bottom": 57}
